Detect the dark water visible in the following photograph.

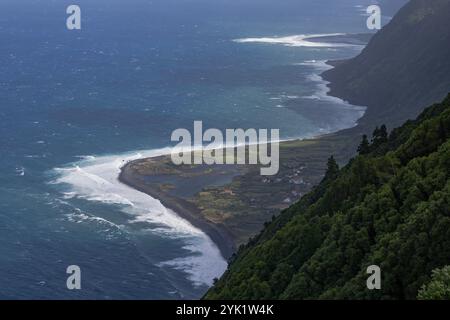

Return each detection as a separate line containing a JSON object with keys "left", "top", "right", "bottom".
{"left": 0, "top": 0, "right": 386, "bottom": 299}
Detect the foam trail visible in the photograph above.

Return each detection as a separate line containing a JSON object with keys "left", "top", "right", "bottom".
{"left": 297, "top": 60, "right": 366, "bottom": 116}
{"left": 51, "top": 147, "right": 227, "bottom": 287}
{"left": 234, "top": 33, "right": 354, "bottom": 48}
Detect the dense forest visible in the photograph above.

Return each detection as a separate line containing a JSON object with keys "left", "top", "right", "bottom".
{"left": 205, "top": 94, "right": 450, "bottom": 299}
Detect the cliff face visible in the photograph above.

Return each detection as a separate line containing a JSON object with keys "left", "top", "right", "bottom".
{"left": 324, "top": 0, "right": 450, "bottom": 129}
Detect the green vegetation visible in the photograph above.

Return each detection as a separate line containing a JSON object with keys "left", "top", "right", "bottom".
{"left": 418, "top": 266, "right": 450, "bottom": 300}
{"left": 128, "top": 136, "right": 352, "bottom": 248}
{"left": 357, "top": 135, "right": 371, "bottom": 155}
{"left": 205, "top": 94, "right": 450, "bottom": 300}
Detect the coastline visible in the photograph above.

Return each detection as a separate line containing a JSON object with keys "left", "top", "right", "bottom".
{"left": 119, "top": 159, "right": 237, "bottom": 260}
{"left": 116, "top": 33, "right": 371, "bottom": 261}
{"left": 117, "top": 132, "right": 359, "bottom": 262}
{"left": 117, "top": 59, "right": 366, "bottom": 261}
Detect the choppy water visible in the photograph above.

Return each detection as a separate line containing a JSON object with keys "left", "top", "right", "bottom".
{"left": 0, "top": 0, "right": 387, "bottom": 299}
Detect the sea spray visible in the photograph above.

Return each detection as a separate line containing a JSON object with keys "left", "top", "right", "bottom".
{"left": 51, "top": 149, "right": 228, "bottom": 286}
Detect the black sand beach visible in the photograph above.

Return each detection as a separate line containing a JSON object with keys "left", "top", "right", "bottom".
{"left": 119, "top": 160, "right": 237, "bottom": 260}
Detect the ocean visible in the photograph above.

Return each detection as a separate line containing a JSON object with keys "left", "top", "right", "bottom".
{"left": 0, "top": 0, "right": 388, "bottom": 299}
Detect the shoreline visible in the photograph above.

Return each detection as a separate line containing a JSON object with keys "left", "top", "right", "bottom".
{"left": 119, "top": 160, "right": 237, "bottom": 260}
{"left": 117, "top": 135, "right": 328, "bottom": 260}
{"left": 117, "top": 131, "right": 350, "bottom": 261}
{"left": 117, "top": 46, "right": 367, "bottom": 261}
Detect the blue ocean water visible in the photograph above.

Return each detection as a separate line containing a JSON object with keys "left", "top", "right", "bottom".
{"left": 0, "top": 0, "right": 385, "bottom": 299}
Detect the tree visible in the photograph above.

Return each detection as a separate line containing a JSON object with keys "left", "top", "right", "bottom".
{"left": 372, "top": 125, "right": 388, "bottom": 148}
{"left": 269, "top": 263, "right": 295, "bottom": 297}
{"left": 324, "top": 156, "right": 339, "bottom": 181}
{"left": 380, "top": 125, "right": 388, "bottom": 140}
{"left": 357, "top": 135, "right": 371, "bottom": 155}
{"left": 439, "top": 118, "right": 447, "bottom": 141}
{"left": 418, "top": 266, "right": 450, "bottom": 300}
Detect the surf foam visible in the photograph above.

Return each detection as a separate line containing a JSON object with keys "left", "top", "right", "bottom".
{"left": 299, "top": 60, "right": 365, "bottom": 115}
{"left": 51, "top": 148, "right": 227, "bottom": 287}
{"left": 233, "top": 33, "right": 353, "bottom": 48}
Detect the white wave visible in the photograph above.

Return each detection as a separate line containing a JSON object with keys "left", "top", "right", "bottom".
{"left": 158, "top": 238, "right": 228, "bottom": 287}
{"left": 300, "top": 60, "right": 366, "bottom": 116}
{"left": 295, "top": 59, "right": 331, "bottom": 70}
{"left": 62, "top": 192, "right": 77, "bottom": 199}
{"left": 67, "top": 208, "right": 122, "bottom": 229}
{"left": 51, "top": 147, "right": 227, "bottom": 287}
{"left": 75, "top": 155, "right": 97, "bottom": 161}
{"left": 233, "top": 33, "right": 354, "bottom": 48}
{"left": 16, "top": 167, "right": 25, "bottom": 176}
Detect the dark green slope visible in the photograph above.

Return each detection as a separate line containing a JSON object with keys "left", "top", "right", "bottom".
{"left": 205, "top": 94, "right": 450, "bottom": 300}
{"left": 323, "top": 0, "right": 450, "bottom": 130}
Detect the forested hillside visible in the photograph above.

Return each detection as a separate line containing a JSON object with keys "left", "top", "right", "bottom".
{"left": 205, "top": 94, "right": 450, "bottom": 299}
